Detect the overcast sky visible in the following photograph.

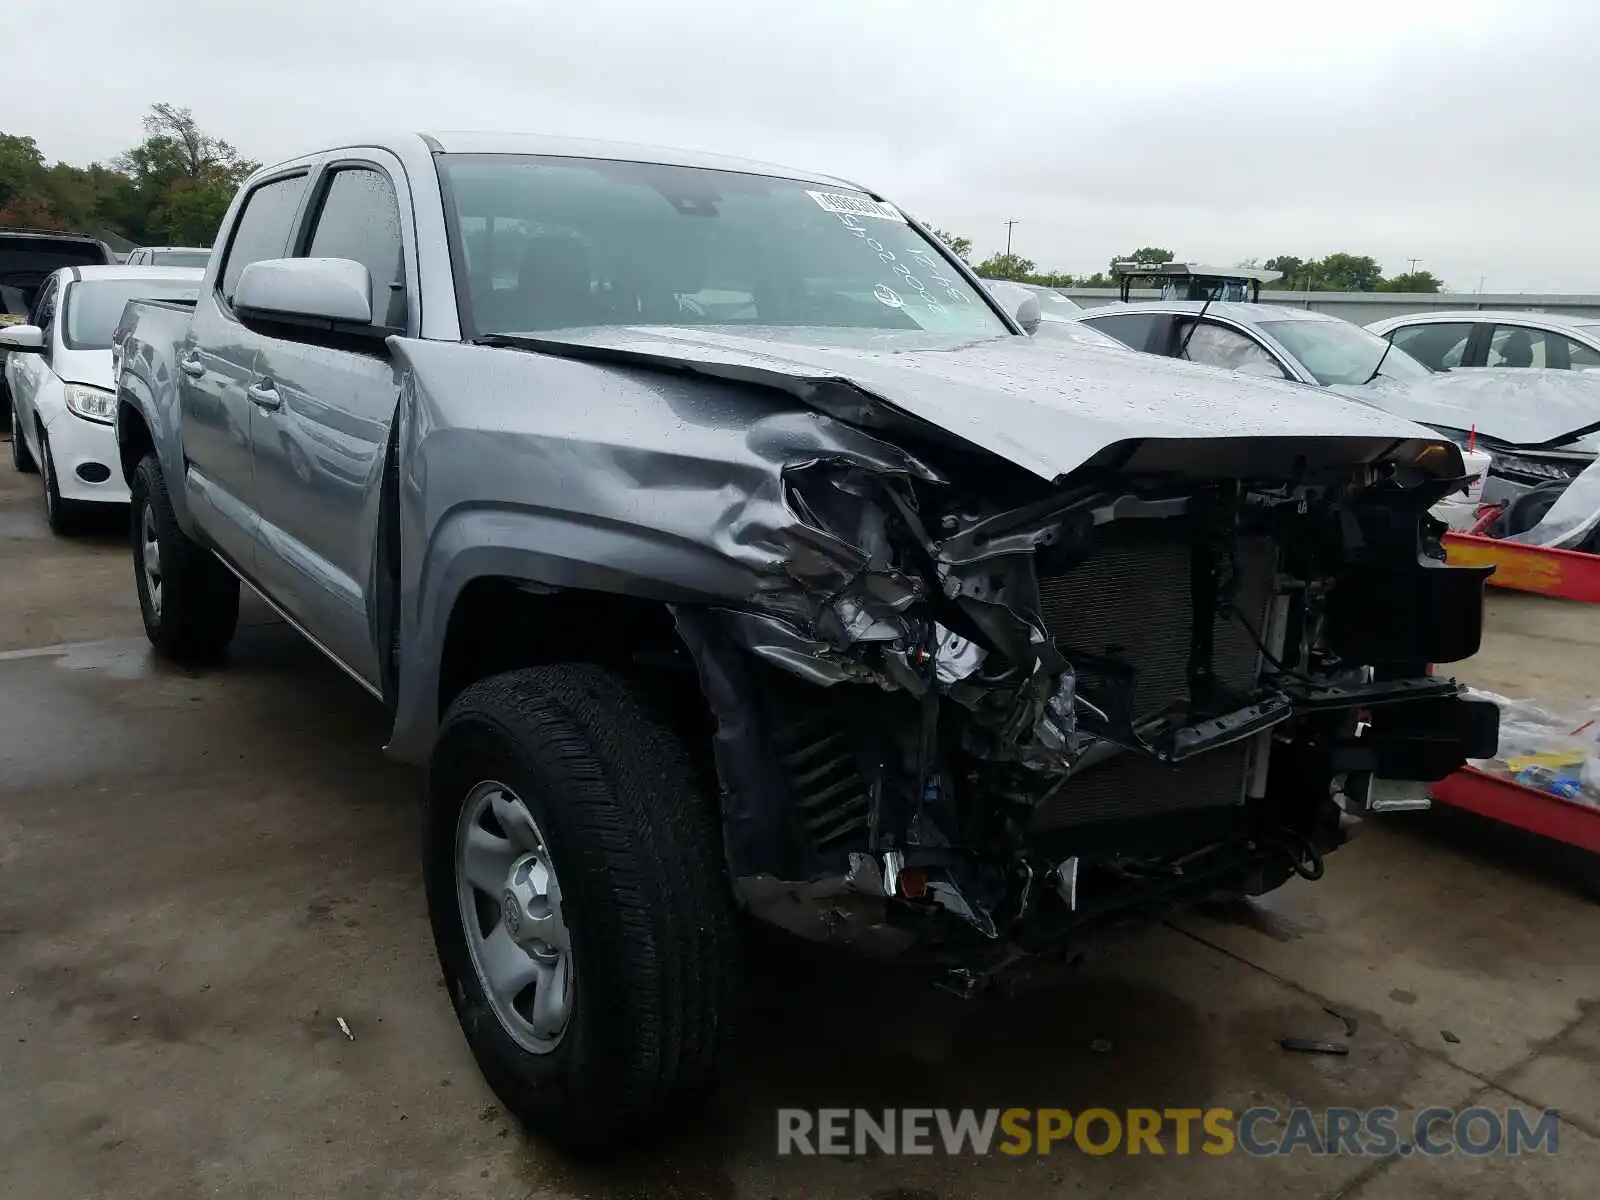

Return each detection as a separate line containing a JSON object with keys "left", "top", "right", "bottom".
{"left": 5, "top": 0, "right": 1596, "bottom": 292}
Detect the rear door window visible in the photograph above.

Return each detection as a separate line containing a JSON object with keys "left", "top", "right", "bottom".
{"left": 219, "top": 173, "right": 311, "bottom": 303}
{"left": 1562, "top": 335, "right": 1600, "bottom": 371}
{"left": 1487, "top": 324, "right": 1546, "bottom": 368}
{"left": 1485, "top": 324, "right": 1600, "bottom": 371}
{"left": 1388, "top": 322, "right": 1473, "bottom": 371}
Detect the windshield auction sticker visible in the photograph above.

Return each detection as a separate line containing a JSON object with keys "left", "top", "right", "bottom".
{"left": 807, "top": 190, "right": 906, "bottom": 222}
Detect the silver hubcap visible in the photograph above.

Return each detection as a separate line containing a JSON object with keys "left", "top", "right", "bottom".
{"left": 456, "top": 781, "right": 573, "bottom": 1053}
{"left": 140, "top": 502, "right": 162, "bottom": 619}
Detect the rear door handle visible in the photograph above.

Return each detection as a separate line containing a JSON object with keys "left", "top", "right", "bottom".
{"left": 178, "top": 352, "right": 205, "bottom": 378}
{"left": 246, "top": 381, "right": 282, "bottom": 411}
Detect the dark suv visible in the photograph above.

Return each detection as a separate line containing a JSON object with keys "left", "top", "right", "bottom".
{"left": 0, "top": 228, "right": 116, "bottom": 427}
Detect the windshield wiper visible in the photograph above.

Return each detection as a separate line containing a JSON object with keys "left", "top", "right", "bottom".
{"left": 1361, "top": 334, "right": 1396, "bottom": 385}
{"left": 1175, "top": 287, "right": 1218, "bottom": 361}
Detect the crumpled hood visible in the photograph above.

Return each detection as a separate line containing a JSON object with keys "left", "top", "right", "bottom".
{"left": 489, "top": 325, "right": 1454, "bottom": 481}
{"left": 1334, "top": 368, "right": 1600, "bottom": 450}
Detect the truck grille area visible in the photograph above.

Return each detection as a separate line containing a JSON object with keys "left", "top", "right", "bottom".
{"left": 1030, "top": 526, "right": 1274, "bottom": 830}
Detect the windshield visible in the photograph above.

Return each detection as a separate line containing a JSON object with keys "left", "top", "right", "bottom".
{"left": 438, "top": 155, "right": 1008, "bottom": 340}
{"left": 1258, "top": 319, "right": 1432, "bottom": 386}
{"left": 151, "top": 249, "right": 210, "bottom": 268}
{"left": 63, "top": 279, "right": 200, "bottom": 349}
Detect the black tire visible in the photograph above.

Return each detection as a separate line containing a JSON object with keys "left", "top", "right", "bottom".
{"left": 8, "top": 416, "right": 34, "bottom": 473}
{"left": 39, "top": 428, "right": 88, "bottom": 535}
{"left": 426, "top": 664, "right": 737, "bottom": 1151}
{"left": 130, "top": 453, "right": 240, "bottom": 664}
{"left": 1493, "top": 480, "right": 1566, "bottom": 538}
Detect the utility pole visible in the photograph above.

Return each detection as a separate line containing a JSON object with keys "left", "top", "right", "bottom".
{"left": 1406, "top": 257, "right": 1422, "bottom": 274}
{"left": 1004, "top": 219, "right": 1021, "bottom": 258}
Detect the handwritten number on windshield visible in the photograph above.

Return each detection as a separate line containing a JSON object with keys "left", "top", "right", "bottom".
{"left": 836, "top": 215, "right": 957, "bottom": 314}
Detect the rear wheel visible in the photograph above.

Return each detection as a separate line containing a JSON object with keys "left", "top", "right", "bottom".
{"left": 425, "top": 664, "right": 737, "bottom": 1150}
{"left": 130, "top": 453, "right": 240, "bottom": 664}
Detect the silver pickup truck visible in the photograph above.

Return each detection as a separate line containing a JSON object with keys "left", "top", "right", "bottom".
{"left": 113, "top": 132, "right": 1497, "bottom": 1149}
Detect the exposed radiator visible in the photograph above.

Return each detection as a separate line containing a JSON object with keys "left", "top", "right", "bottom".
{"left": 1031, "top": 524, "right": 1274, "bottom": 830}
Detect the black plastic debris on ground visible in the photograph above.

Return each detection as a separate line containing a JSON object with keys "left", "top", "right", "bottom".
{"left": 1280, "top": 1037, "right": 1351, "bottom": 1056}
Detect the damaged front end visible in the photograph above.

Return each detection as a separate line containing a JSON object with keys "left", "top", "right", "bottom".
{"left": 674, "top": 444, "right": 1500, "bottom": 980}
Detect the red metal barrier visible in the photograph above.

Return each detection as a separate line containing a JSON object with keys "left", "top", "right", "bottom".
{"left": 1431, "top": 767, "right": 1600, "bottom": 855}
{"left": 1443, "top": 532, "right": 1600, "bottom": 605}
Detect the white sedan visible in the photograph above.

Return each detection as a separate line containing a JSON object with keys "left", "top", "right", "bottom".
{"left": 1365, "top": 310, "right": 1600, "bottom": 373}
{"left": 1, "top": 265, "right": 200, "bottom": 533}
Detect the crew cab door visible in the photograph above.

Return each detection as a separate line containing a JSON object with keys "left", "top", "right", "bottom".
{"left": 246, "top": 156, "right": 414, "bottom": 688}
{"left": 183, "top": 169, "right": 313, "bottom": 570}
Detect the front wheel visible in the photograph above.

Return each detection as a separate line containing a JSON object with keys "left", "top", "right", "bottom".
{"left": 39, "top": 429, "right": 89, "bottom": 535}
{"left": 425, "top": 664, "right": 737, "bottom": 1150}
{"left": 130, "top": 454, "right": 240, "bottom": 664}
{"left": 9, "top": 417, "right": 35, "bottom": 473}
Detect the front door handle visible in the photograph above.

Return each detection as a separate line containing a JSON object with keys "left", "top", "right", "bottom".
{"left": 178, "top": 352, "right": 205, "bottom": 378}
{"left": 246, "top": 381, "right": 282, "bottom": 411}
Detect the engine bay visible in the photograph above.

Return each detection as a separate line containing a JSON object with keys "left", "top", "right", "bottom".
{"left": 675, "top": 454, "right": 1501, "bottom": 978}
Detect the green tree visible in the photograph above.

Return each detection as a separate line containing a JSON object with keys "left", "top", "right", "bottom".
{"left": 1315, "top": 253, "right": 1384, "bottom": 292}
{"left": 973, "top": 252, "right": 1035, "bottom": 281}
{"left": 151, "top": 176, "right": 238, "bottom": 244}
{"left": 928, "top": 227, "right": 972, "bottom": 261}
{"left": 112, "top": 103, "right": 257, "bottom": 244}
{"left": 1263, "top": 255, "right": 1308, "bottom": 289}
{"left": 113, "top": 103, "right": 254, "bottom": 191}
{"left": 1379, "top": 270, "right": 1444, "bottom": 294}
{"left": 1109, "top": 246, "right": 1174, "bottom": 271}
{"left": 1077, "top": 271, "right": 1115, "bottom": 288}
{"left": 0, "top": 133, "right": 47, "bottom": 212}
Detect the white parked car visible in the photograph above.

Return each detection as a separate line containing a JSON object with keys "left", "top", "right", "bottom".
{"left": 1365, "top": 310, "right": 1600, "bottom": 373}
{"left": 1, "top": 265, "right": 201, "bottom": 532}
{"left": 1068, "top": 301, "right": 1435, "bottom": 389}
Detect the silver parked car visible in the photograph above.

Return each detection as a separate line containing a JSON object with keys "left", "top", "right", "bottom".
{"left": 1365, "top": 310, "right": 1600, "bottom": 373}
{"left": 1070, "top": 301, "right": 1433, "bottom": 390}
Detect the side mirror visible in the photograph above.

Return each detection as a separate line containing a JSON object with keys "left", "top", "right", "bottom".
{"left": 0, "top": 324, "right": 46, "bottom": 353}
{"left": 233, "top": 257, "right": 373, "bottom": 325}
{"left": 983, "top": 281, "right": 1042, "bottom": 335}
